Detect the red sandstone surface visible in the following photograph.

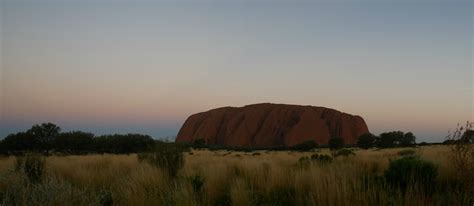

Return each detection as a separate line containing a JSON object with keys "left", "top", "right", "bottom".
{"left": 176, "top": 103, "right": 369, "bottom": 147}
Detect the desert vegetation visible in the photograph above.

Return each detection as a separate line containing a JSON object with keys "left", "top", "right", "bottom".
{"left": 0, "top": 145, "right": 472, "bottom": 205}
{"left": 0, "top": 122, "right": 472, "bottom": 205}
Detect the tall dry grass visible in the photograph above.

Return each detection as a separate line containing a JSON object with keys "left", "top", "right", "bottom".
{"left": 0, "top": 146, "right": 470, "bottom": 206}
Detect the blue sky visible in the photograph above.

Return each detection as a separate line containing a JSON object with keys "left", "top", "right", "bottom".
{"left": 1, "top": 0, "right": 472, "bottom": 142}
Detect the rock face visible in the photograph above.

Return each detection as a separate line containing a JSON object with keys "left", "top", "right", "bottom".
{"left": 176, "top": 103, "right": 369, "bottom": 147}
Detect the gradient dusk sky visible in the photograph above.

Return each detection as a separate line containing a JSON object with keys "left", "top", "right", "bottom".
{"left": 1, "top": 0, "right": 472, "bottom": 142}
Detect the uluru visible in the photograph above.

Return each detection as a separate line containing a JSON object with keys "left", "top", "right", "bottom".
{"left": 176, "top": 103, "right": 369, "bottom": 147}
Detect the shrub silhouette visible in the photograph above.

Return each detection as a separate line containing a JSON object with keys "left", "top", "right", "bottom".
{"left": 138, "top": 142, "right": 186, "bottom": 177}
{"left": 290, "top": 140, "right": 318, "bottom": 151}
{"left": 329, "top": 138, "right": 344, "bottom": 150}
{"left": 384, "top": 156, "right": 438, "bottom": 194}
{"left": 316, "top": 155, "right": 333, "bottom": 164}
{"left": 15, "top": 153, "right": 46, "bottom": 183}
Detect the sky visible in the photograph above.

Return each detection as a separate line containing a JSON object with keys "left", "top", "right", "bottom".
{"left": 1, "top": 0, "right": 472, "bottom": 142}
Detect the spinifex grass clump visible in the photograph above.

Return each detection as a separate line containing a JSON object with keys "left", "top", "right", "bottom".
{"left": 384, "top": 156, "right": 438, "bottom": 194}
{"left": 138, "top": 142, "right": 187, "bottom": 177}
{"left": 333, "top": 148, "right": 356, "bottom": 157}
{"left": 311, "top": 154, "right": 333, "bottom": 164}
{"left": 15, "top": 153, "right": 45, "bottom": 183}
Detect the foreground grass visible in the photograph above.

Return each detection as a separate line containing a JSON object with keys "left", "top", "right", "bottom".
{"left": 0, "top": 146, "right": 471, "bottom": 206}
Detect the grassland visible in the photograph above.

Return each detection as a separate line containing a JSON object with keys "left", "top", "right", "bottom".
{"left": 0, "top": 145, "right": 471, "bottom": 206}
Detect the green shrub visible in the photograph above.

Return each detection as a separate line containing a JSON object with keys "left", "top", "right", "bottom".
{"left": 397, "top": 149, "right": 416, "bottom": 156}
{"left": 334, "top": 148, "right": 356, "bottom": 157}
{"left": 138, "top": 142, "right": 185, "bottom": 177}
{"left": 15, "top": 153, "right": 46, "bottom": 183}
{"left": 384, "top": 156, "right": 438, "bottom": 194}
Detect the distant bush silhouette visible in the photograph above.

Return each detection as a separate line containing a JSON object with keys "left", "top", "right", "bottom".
{"left": 289, "top": 140, "right": 318, "bottom": 151}
{"left": 357, "top": 133, "right": 377, "bottom": 149}
{"left": 0, "top": 123, "right": 156, "bottom": 155}
{"left": 377, "top": 131, "right": 416, "bottom": 148}
{"left": 192, "top": 138, "right": 206, "bottom": 148}
{"left": 329, "top": 138, "right": 344, "bottom": 150}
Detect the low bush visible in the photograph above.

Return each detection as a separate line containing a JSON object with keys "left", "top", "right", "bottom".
{"left": 302, "top": 154, "right": 333, "bottom": 165}
{"left": 15, "top": 153, "right": 46, "bottom": 183}
{"left": 334, "top": 149, "right": 356, "bottom": 157}
{"left": 384, "top": 156, "right": 438, "bottom": 194}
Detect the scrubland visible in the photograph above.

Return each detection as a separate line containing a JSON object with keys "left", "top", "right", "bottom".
{"left": 0, "top": 145, "right": 472, "bottom": 206}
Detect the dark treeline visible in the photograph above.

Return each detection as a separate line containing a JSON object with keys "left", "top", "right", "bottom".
{"left": 357, "top": 131, "right": 417, "bottom": 149}
{"left": 0, "top": 123, "right": 157, "bottom": 155}
{"left": 2, "top": 122, "right": 468, "bottom": 155}
{"left": 189, "top": 131, "right": 419, "bottom": 152}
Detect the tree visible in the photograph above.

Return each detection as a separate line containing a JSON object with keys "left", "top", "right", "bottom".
{"left": 55, "top": 131, "right": 94, "bottom": 153}
{"left": 377, "top": 131, "right": 416, "bottom": 148}
{"left": 357, "top": 133, "right": 377, "bottom": 149}
{"left": 329, "top": 137, "right": 344, "bottom": 150}
{"left": 378, "top": 131, "right": 403, "bottom": 148}
{"left": 27, "top": 123, "right": 61, "bottom": 153}
{"left": 0, "top": 132, "right": 36, "bottom": 153}
{"left": 399, "top": 132, "right": 416, "bottom": 147}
